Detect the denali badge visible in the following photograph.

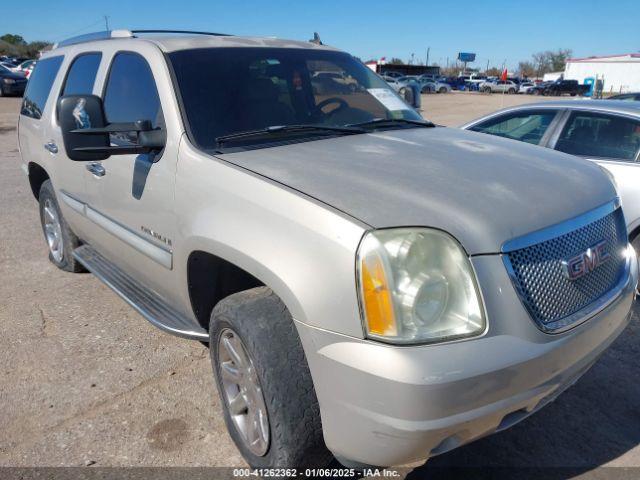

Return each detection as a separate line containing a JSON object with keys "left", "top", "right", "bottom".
{"left": 561, "top": 240, "right": 610, "bottom": 281}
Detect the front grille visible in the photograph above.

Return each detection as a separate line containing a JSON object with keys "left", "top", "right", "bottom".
{"left": 504, "top": 208, "right": 627, "bottom": 331}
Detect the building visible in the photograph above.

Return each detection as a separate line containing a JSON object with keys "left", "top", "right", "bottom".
{"left": 543, "top": 71, "right": 563, "bottom": 82}
{"left": 564, "top": 53, "right": 640, "bottom": 94}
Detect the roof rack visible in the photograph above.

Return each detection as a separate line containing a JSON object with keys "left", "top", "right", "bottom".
{"left": 54, "top": 30, "right": 133, "bottom": 48}
{"left": 53, "top": 29, "right": 232, "bottom": 49}
{"left": 131, "top": 29, "right": 232, "bottom": 37}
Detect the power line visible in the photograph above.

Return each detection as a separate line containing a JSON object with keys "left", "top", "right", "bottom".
{"left": 52, "top": 18, "right": 105, "bottom": 42}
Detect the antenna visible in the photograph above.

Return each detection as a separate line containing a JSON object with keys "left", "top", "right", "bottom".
{"left": 104, "top": 15, "right": 110, "bottom": 30}
{"left": 309, "top": 32, "right": 322, "bottom": 45}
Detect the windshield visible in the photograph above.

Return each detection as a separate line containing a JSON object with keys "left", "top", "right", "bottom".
{"left": 168, "top": 47, "right": 422, "bottom": 150}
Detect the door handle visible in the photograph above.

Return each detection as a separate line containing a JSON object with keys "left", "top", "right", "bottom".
{"left": 44, "top": 141, "right": 58, "bottom": 154}
{"left": 86, "top": 162, "right": 106, "bottom": 177}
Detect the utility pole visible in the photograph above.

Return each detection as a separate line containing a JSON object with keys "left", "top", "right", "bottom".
{"left": 104, "top": 15, "right": 110, "bottom": 31}
{"left": 486, "top": 59, "right": 489, "bottom": 74}
{"left": 426, "top": 47, "right": 430, "bottom": 66}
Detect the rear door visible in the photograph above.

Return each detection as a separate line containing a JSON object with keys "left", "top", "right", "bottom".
{"left": 551, "top": 110, "right": 640, "bottom": 230}
{"left": 46, "top": 51, "right": 103, "bottom": 235}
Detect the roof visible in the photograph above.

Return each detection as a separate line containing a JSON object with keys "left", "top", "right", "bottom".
{"left": 461, "top": 100, "right": 640, "bottom": 128}
{"left": 568, "top": 53, "right": 640, "bottom": 62}
{"left": 48, "top": 30, "right": 338, "bottom": 55}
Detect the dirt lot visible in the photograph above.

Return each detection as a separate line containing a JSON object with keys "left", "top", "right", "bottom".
{"left": 1, "top": 92, "right": 639, "bottom": 474}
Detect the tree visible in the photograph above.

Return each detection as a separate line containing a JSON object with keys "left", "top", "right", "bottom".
{"left": 518, "top": 61, "right": 536, "bottom": 78}
{"left": 1, "top": 34, "right": 26, "bottom": 46}
{"left": 389, "top": 57, "right": 404, "bottom": 65}
{"left": 530, "top": 49, "right": 573, "bottom": 77}
{"left": 0, "top": 34, "right": 52, "bottom": 58}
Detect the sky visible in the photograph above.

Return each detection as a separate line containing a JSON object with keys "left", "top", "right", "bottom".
{"left": 1, "top": 0, "right": 638, "bottom": 70}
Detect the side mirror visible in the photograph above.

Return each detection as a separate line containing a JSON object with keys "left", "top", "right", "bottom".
{"left": 58, "top": 94, "right": 166, "bottom": 161}
{"left": 58, "top": 95, "right": 110, "bottom": 161}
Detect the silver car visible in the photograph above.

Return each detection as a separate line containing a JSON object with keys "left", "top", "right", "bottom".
{"left": 462, "top": 100, "right": 640, "bottom": 250}
{"left": 480, "top": 79, "right": 518, "bottom": 94}
{"left": 19, "top": 30, "right": 638, "bottom": 469}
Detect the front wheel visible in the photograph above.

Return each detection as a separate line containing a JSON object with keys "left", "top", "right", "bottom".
{"left": 209, "top": 287, "right": 333, "bottom": 468}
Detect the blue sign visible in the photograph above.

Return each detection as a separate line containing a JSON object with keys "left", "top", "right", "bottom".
{"left": 458, "top": 52, "right": 476, "bottom": 63}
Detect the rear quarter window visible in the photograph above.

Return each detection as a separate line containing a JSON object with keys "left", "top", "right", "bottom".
{"left": 21, "top": 56, "right": 64, "bottom": 119}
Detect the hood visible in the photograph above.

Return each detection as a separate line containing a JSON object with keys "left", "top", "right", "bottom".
{"left": 219, "top": 127, "right": 616, "bottom": 254}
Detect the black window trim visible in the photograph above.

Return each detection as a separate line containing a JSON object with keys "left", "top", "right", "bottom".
{"left": 548, "top": 108, "right": 640, "bottom": 163}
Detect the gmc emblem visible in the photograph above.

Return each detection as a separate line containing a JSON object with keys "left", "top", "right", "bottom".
{"left": 561, "top": 240, "right": 610, "bottom": 281}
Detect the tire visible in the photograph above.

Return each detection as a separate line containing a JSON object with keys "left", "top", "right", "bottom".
{"left": 438, "top": 87, "right": 447, "bottom": 93}
{"left": 209, "top": 287, "right": 333, "bottom": 469}
{"left": 0, "top": 87, "right": 4, "bottom": 97}
{"left": 38, "top": 180, "right": 86, "bottom": 272}
{"left": 533, "top": 89, "right": 541, "bottom": 96}
{"left": 482, "top": 87, "right": 491, "bottom": 94}
{"left": 508, "top": 88, "right": 516, "bottom": 94}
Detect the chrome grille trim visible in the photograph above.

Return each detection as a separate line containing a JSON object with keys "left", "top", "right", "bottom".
{"left": 502, "top": 200, "right": 630, "bottom": 333}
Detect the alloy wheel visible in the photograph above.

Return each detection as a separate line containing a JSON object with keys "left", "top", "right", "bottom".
{"left": 43, "top": 198, "right": 63, "bottom": 263}
{"left": 218, "top": 328, "right": 270, "bottom": 456}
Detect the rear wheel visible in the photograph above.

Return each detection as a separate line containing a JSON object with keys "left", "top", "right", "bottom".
{"left": 508, "top": 88, "right": 516, "bottom": 94}
{"left": 438, "top": 86, "right": 447, "bottom": 93}
{"left": 209, "top": 287, "right": 333, "bottom": 468}
{"left": 38, "top": 180, "right": 85, "bottom": 272}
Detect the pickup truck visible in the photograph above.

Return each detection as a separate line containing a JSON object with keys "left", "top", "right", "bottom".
{"left": 530, "top": 79, "right": 590, "bottom": 96}
{"left": 18, "top": 29, "right": 637, "bottom": 469}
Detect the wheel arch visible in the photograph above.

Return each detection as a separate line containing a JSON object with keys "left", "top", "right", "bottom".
{"left": 27, "top": 162, "right": 50, "bottom": 200}
{"left": 186, "top": 248, "right": 304, "bottom": 331}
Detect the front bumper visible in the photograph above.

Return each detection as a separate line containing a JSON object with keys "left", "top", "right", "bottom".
{"left": 296, "top": 252, "right": 637, "bottom": 467}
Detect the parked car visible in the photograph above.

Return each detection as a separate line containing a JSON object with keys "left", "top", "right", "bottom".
{"left": 462, "top": 100, "right": 640, "bottom": 248}
{"left": 518, "top": 82, "right": 535, "bottom": 94}
{"left": 380, "top": 70, "right": 403, "bottom": 79}
{"left": 529, "top": 79, "right": 590, "bottom": 96}
{"left": 382, "top": 75, "right": 403, "bottom": 92}
{"left": 608, "top": 92, "right": 640, "bottom": 101}
{"left": 422, "top": 80, "right": 451, "bottom": 93}
{"left": 20, "top": 30, "right": 637, "bottom": 470}
{"left": 0, "top": 64, "right": 28, "bottom": 96}
{"left": 15, "top": 59, "right": 35, "bottom": 75}
{"left": 479, "top": 79, "right": 518, "bottom": 94}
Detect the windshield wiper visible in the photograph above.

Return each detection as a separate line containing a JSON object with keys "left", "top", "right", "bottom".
{"left": 215, "top": 124, "right": 365, "bottom": 147}
{"left": 348, "top": 118, "right": 435, "bottom": 129}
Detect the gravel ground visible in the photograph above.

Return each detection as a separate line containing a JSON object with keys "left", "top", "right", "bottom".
{"left": 1, "top": 93, "right": 639, "bottom": 474}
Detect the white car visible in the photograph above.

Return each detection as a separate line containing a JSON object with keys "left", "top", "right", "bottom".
{"left": 518, "top": 82, "right": 535, "bottom": 94}
{"left": 462, "top": 100, "right": 640, "bottom": 248}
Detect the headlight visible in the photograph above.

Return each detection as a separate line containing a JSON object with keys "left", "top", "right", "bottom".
{"left": 357, "top": 228, "right": 485, "bottom": 344}
{"left": 3, "top": 78, "right": 16, "bottom": 84}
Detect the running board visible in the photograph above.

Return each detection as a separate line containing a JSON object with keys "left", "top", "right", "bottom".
{"left": 73, "top": 245, "right": 208, "bottom": 341}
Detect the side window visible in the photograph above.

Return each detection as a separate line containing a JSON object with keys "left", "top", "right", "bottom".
{"left": 555, "top": 112, "right": 640, "bottom": 161}
{"left": 62, "top": 53, "right": 102, "bottom": 96}
{"left": 103, "top": 52, "right": 162, "bottom": 145}
{"left": 469, "top": 110, "right": 558, "bottom": 145}
{"left": 20, "top": 56, "right": 64, "bottom": 119}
